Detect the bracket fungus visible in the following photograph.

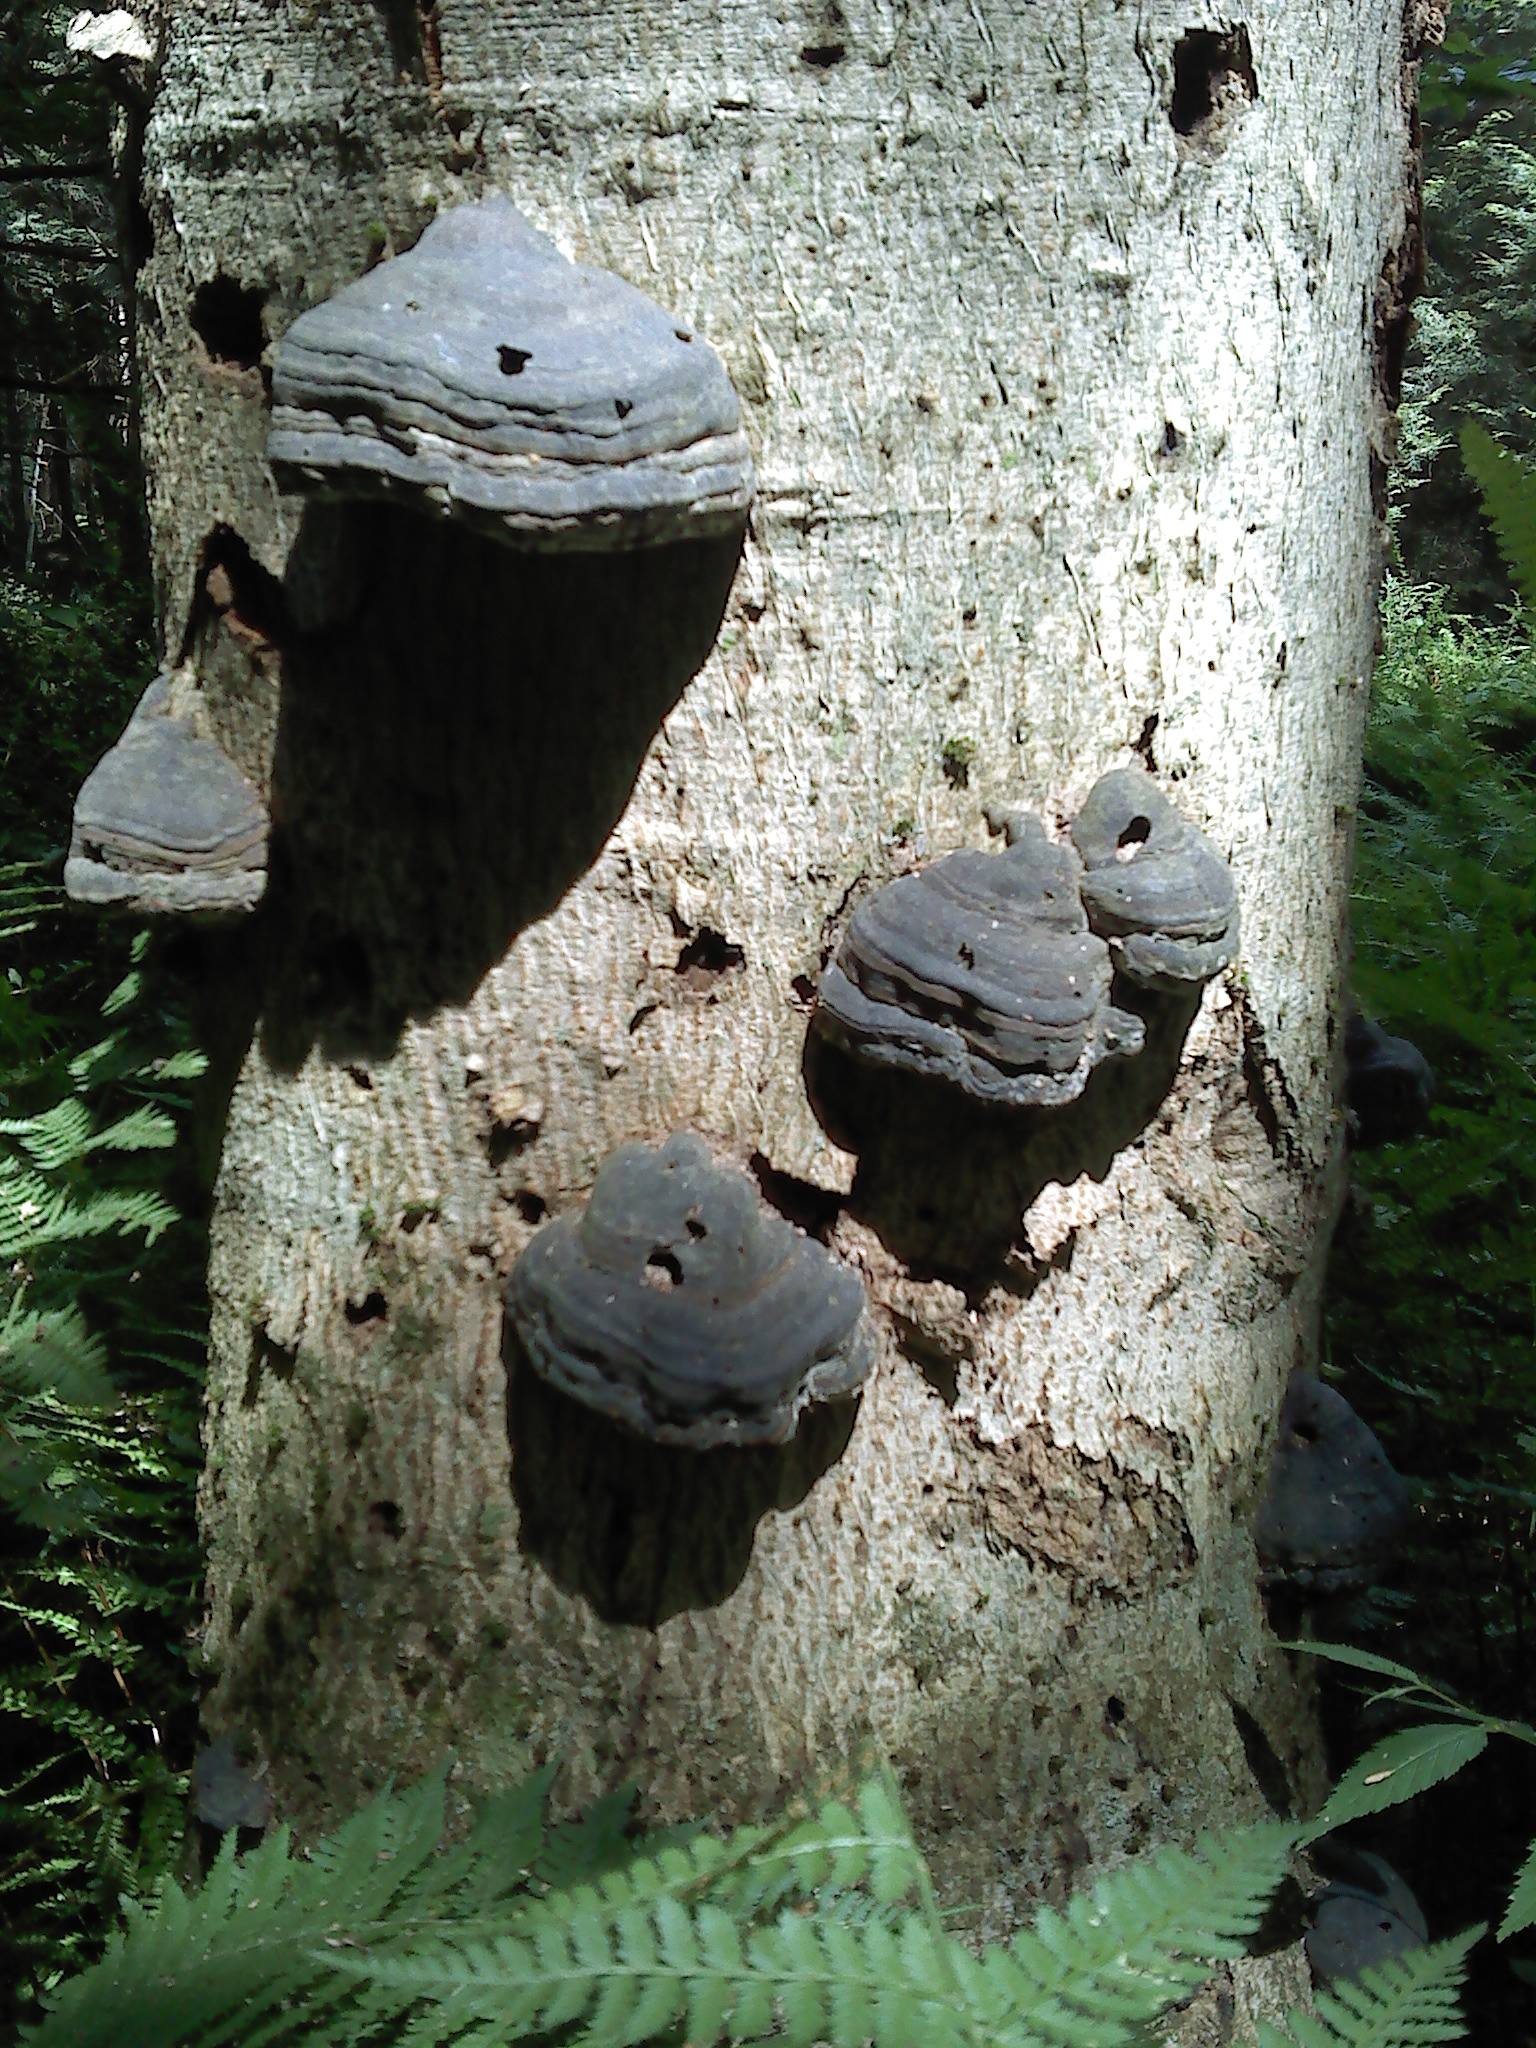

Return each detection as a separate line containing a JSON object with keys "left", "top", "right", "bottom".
{"left": 1306, "top": 1850, "right": 1427, "bottom": 1987}
{"left": 1254, "top": 1375, "right": 1410, "bottom": 1591}
{"left": 814, "top": 810, "right": 1144, "bottom": 1107}
{"left": 268, "top": 197, "right": 754, "bottom": 549}
{"left": 64, "top": 675, "right": 268, "bottom": 915}
{"left": 1344, "top": 1012, "right": 1435, "bottom": 1147}
{"left": 1069, "top": 767, "right": 1239, "bottom": 992}
{"left": 505, "top": 1132, "right": 873, "bottom": 1447}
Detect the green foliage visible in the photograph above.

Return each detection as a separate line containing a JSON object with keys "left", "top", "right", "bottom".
{"left": 1288, "top": 1643, "right": 1536, "bottom": 1955}
{"left": 1257, "top": 1931, "right": 1482, "bottom": 2048}
{"left": 0, "top": 899, "right": 208, "bottom": 2023}
{"left": 1326, "top": 576, "right": 1536, "bottom": 1710}
{"left": 1395, "top": 4, "right": 1536, "bottom": 605}
{"left": 1459, "top": 421, "right": 1536, "bottom": 607}
{"left": 0, "top": 923, "right": 201, "bottom": 1528}
{"left": 24, "top": 1766, "right": 1323, "bottom": 2048}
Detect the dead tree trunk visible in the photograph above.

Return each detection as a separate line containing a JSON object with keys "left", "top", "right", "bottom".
{"left": 124, "top": 0, "right": 1431, "bottom": 1950}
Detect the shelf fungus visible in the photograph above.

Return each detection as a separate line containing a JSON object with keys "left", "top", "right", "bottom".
{"left": 1344, "top": 1012, "right": 1435, "bottom": 1148}
{"left": 1254, "top": 1375, "right": 1410, "bottom": 1591}
{"left": 504, "top": 1132, "right": 873, "bottom": 1447}
{"left": 1069, "top": 767, "right": 1239, "bottom": 992}
{"left": 1306, "top": 1850, "right": 1427, "bottom": 1987}
{"left": 814, "top": 811, "right": 1145, "bottom": 1107}
{"left": 64, "top": 675, "right": 268, "bottom": 916}
{"left": 267, "top": 196, "right": 755, "bottom": 549}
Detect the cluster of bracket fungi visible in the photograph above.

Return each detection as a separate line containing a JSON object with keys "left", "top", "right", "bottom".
{"left": 70, "top": 190, "right": 1397, "bottom": 1635}
{"left": 64, "top": 196, "right": 754, "bottom": 922}
{"left": 813, "top": 766, "right": 1239, "bottom": 1107}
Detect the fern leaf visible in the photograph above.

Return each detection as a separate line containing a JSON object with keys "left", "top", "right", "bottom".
{"left": 1462, "top": 421, "right": 1536, "bottom": 613}
{"left": 83, "top": 1104, "right": 180, "bottom": 1155}
{"left": 532, "top": 1784, "right": 642, "bottom": 1892}
{"left": 982, "top": 1822, "right": 1298, "bottom": 2047}
{"left": 1305, "top": 1927, "right": 1481, "bottom": 2048}
{"left": 1499, "top": 1835, "right": 1536, "bottom": 1941}
{"left": 0, "top": 1296, "right": 115, "bottom": 1408}
{"left": 1310, "top": 1724, "right": 1488, "bottom": 1834}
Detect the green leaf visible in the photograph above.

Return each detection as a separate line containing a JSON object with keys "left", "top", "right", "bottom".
{"left": 1499, "top": 1835, "right": 1536, "bottom": 1942}
{"left": 1462, "top": 422, "right": 1536, "bottom": 614}
{"left": 1281, "top": 1642, "right": 1438, "bottom": 1691}
{"left": 1309, "top": 1723, "right": 1488, "bottom": 1835}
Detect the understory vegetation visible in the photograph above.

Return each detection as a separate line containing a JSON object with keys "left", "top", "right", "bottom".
{"left": 5, "top": 0, "right": 1536, "bottom": 2044}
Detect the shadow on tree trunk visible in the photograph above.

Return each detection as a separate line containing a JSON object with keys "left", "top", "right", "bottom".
{"left": 803, "top": 981, "right": 1203, "bottom": 1291}
{"left": 507, "top": 1333, "right": 859, "bottom": 1628}
{"left": 251, "top": 501, "right": 741, "bottom": 1065}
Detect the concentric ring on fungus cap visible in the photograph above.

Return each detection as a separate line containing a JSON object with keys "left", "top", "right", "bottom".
{"left": 268, "top": 196, "right": 754, "bottom": 550}
{"left": 505, "top": 1133, "right": 873, "bottom": 1448}
{"left": 1069, "top": 766, "right": 1239, "bottom": 993}
{"left": 64, "top": 675, "right": 269, "bottom": 917}
{"left": 815, "top": 810, "right": 1145, "bottom": 1107}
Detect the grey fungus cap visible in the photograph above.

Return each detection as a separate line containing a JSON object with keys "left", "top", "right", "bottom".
{"left": 267, "top": 197, "right": 755, "bottom": 550}
{"left": 1306, "top": 1851, "right": 1427, "bottom": 1986}
{"left": 1069, "top": 766, "right": 1239, "bottom": 992}
{"left": 816, "top": 811, "right": 1145, "bottom": 1107}
{"left": 505, "top": 1132, "right": 873, "bottom": 1447}
{"left": 1344, "top": 1012, "right": 1436, "bottom": 1148}
{"left": 65, "top": 676, "right": 268, "bottom": 916}
{"left": 1254, "top": 1374, "right": 1410, "bottom": 1591}
{"left": 191, "top": 1736, "right": 273, "bottom": 1833}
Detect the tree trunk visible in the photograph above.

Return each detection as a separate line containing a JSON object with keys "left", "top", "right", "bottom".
{"left": 134, "top": 0, "right": 1431, "bottom": 1942}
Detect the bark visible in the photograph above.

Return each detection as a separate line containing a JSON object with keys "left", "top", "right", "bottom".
{"left": 134, "top": 0, "right": 1429, "bottom": 1948}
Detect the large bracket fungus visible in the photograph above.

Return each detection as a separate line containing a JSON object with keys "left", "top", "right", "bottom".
{"left": 1254, "top": 1374, "right": 1410, "bottom": 1592}
{"left": 267, "top": 197, "right": 755, "bottom": 549}
{"left": 505, "top": 1132, "right": 873, "bottom": 1449}
{"left": 1069, "top": 767, "right": 1239, "bottom": 993}
{"left": 64, "top": 674, "right": 269, "bottom": 916}
{"left": 814, "top": 811, "right": 1145, "bottom": 1108}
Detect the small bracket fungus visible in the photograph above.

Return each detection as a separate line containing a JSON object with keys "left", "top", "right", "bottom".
{"left": 64, "top": 675, "right": 268, "bottom": 915}
{"left": 268, "top": 197, "right": 755, "bottom": 549}
{"left": 505, "top": 1132, "right": 873, "bottom": 1447}
{"left": 1069, "top": 767, "right": 1239, "bottom": 992}
{"left": 1345, "top": 1011, "right": 1435, "bottom": 1147}
{"left": 815, "top": 810, "right": 1145, "bottom": 1107}
{"left": 191, "top": 1735, "right": 273, "bottom": 1833}
{"left": 1254, "top": 1375, "right": 1410, "bottom": 1591}
{"left": 1306, "top": 1849, "right": 1427, "bottom": 1987}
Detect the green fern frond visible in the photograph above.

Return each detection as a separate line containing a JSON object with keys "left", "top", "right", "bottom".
{"left": 968, "top": 1822, "right": 1300, "bottom": 2048}
{"left": 26, "top": 1769, "right": 1308, "bottom": 2048}
{"left": 0, "top": 1296, "right": 115, "bottom": 1409}
{"left": 26, "top": 1772, "right": 455, "bottom": 2048}
{"left": 0, "top": 1099, "right": 178, "bottom": 1167}
{"left": 1461, "top": 421, "right": 1536, "bottom": 613}
{"left": 1256, "top": 1927, "right": 1480, "bottom": 2048}
{"left": 0, "top": 1167, "right": 179, "bottom": 1258}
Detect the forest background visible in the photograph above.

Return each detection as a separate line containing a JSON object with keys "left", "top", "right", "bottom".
{"left": 3, "top": 0, "right": 1536, "bottom": 2041}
